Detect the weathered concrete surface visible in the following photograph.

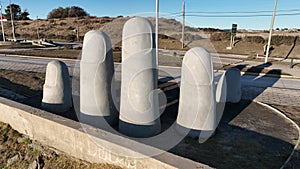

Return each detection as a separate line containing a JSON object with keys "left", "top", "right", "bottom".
{"left": 0, "top": 97, "right": 211, "bottom": 169}
{"left": 225, "top": 68, "right": 242, "bottom": 103}
{"left": 215, "top": 72, "right": 226, "bottom": 124}
{"left": 42, "top": 60, "right": 72, "bottom": 113}
{"left": 176, "top": 47, "right": 216, "bottom": 139}
{"left": 119, "top": 17, "right": 160, "bottom": 138}
{"left": 80, "top": 30, "right": 118, "bottom": 128}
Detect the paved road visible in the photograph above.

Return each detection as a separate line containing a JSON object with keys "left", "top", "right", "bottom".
{"left": 0, "top": 54, "right": 299, "bottom": 106}
{"left": 0, "top": 54, "right": 298, "bottom": 88}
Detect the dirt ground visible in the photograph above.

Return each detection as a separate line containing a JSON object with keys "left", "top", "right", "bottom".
{"left": 189, "top": 39, "right": 300, "bottom": 59}
{"left": 0, "top": 69, "right": 299, "bottom": 169}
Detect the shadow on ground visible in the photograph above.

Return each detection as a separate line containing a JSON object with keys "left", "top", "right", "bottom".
{"left": 0, "top": 68, "right": 298, "bottom": 169}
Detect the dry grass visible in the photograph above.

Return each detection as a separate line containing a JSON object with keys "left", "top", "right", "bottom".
{"left": 1, "top": 16, "right": 299, "bottom": 59}
{"left": 0, "top": 122, "right": 122, "bottom": 169}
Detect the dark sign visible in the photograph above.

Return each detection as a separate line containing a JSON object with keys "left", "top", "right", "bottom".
{"left": 232, "top": 24, "right": 237, "bottom": 36}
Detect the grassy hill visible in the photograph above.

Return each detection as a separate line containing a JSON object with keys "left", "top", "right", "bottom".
{"left": 1, "top": 16, "right": 300, "bottom": 59}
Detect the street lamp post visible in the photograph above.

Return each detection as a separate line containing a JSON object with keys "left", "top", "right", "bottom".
{"left": 265, "top": 0, "right": 278, "bottom": 63}
{"left": 156, "top": 0, "right": 159, "bottom": 66}
{"left": 9, "top": 0, "right": 16, "bottom": 41}
{"left": 36, "top": 16, "right": 40, "bottom": 39}
{"left": 182, "top": 0, "right": 185, "bottom": 49}
{"left": 0, "top": 4, "right": 5, "bottom": 42}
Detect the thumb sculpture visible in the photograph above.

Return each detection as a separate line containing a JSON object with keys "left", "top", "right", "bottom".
{"left": 119, "top": 17, "right": 161, "bottom": 138}
{"left": 176, "top": 47, "right": 216, "bottom": 141}
{"left": 42, "top": 60, "right": 72, "bottom": 113}
{"left": 225, "top": 68, "right": 242, "bottom": 103}
{"left": 80, "top": 30, "right": 118, "bottom": 128}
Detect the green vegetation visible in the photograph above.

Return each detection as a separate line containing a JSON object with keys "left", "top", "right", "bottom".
{"left": 5, "top": 3, "right": 30, "bottom": 20}
{"left": 47, "top": 6, "right": 89, "bottom": 19}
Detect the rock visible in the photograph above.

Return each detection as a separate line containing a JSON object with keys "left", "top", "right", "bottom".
{"left": 119, "top": 17, "right": 161, "bottom": 138}
{"left": 28, "top": 156, "right": 44, "bottom": 169}
{"left": 80, "top": 30, "right": 118, "bottom": 129}
{"left": 28, "top": 160, "right": 37, "bottom": 169}
{"left": 7, "top": 154, "right": 19, "bottom": 166}
{"left": 28, "top": 143, "right": 44, "bottom": 152}
{"left": 17, "top": 137, "right": 24, "bottom": 143}
{"left": 176, "top": 47, "right": 216, "bottom": 140}
{"left": 42, "top": 60, "right": 72, "bottom": 113}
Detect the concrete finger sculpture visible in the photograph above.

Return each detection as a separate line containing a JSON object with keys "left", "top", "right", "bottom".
{"left": 225, "top": 68, "right": 241, "bottom": 103}
{"left": 176, "top": 47, "right": 216, "bottom": 140}
{"left": 42, "top": 60, "right": 72, "bottom": 113}
{"left": 80, "top": 30, "right": 118, "bottom": 128}
{"left": 215, "top": 73, "right": 227, "bottom": 124}
{"left": 119, "top": 17, "right": 160, "bottom": 138}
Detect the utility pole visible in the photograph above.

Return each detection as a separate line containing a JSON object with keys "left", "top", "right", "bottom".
{"left": 182, "top": 0, "right": 185, "bottom": 49}
{"left": 76, "top": 16, "right": 79, "bottom": 41}
{"left": 156, "top": 0, "right": 159, "bottom": 66}
{"left": 0, "top": 3, "right": 5, "bottom": 42}
{"left": 36, "top": 16, "right": 40, "bottom": 39}
{"left": 9, "top": 0, "right": 16, "bottom": 41}
{"left": 265, "top": 0, "right": 278, "bottom": 63}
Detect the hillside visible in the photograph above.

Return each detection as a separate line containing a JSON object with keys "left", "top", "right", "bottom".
{"left": 1, "top": 16, "right": 300, "bottom": 58}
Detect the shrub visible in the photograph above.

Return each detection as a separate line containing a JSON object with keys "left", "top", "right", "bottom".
{"left": 244, "top": 36, "right": 265, "bottom": 44}
{"left": 21, "top": 22, "right": 31, "bottom": 26}
{"left": 46, "top": 34, "right": 56, "bottom": 39}
{"left": 64, "top": 44, "right": 73, "bottom": 49}
{"left": 21, "top": 33, "right": 32, "bottom": 39}
{"left": 47, "top": 6, "right": 89, "bottom": 19}
{"left": 159, "top": 34, "right": 175, "bottom": 40}
{"left": 210, "top": 32, "right": 231, "bottom": 41}
{"left": 65, "top": 34, "right": 76, "bottom": 42}
{"left": 39, "top": 33, "right": 45, "bottom": 38}
{"left": 59, "top": 22, "right": 67, "bottom": 26}
{"left": 271, "top": 35, "right": 297, "bottom": 46}
{"left": 67, "top": 26, "right": 75, "bottom": 30}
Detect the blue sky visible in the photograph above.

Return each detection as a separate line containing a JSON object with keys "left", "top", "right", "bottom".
{"left": 3, "top": 0, "right": 300, "bottom": 30}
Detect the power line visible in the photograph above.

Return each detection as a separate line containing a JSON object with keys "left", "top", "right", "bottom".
{"left": 169, "top": 9, "right": 300, "bottom": 15}
{"left": 173, "top": 12, "right": 300, "bottom": 18}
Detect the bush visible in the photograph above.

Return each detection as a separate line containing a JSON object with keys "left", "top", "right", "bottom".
{"left": 21, "top": 22, "right": 31, "bottom": 26}
{"left": 46, "top": 34, "right": 56, "bottom": 39}
{"left": 64, "top": 44, "right": 73, "bottom": 49}
{"left": 59, "top": 22, "right": 67, "bottom": 26}
{"left": 159, "top": 34, "right": 175, "bottom": 40}
{"left": 67, "top": 26, "right": 75, "bottom": 30}
{"left": 65, "top": 34, "right": 76, "bottom": 42}
{"left": 244, "top": 36, "right": 265, "bottom": 44}
{"left": 47, "top": 6, "right": 89, "bottom": 19}
{"left": 210, "top": 32, "right": 231, "bottom": 41}
{"left": 39, "top": 33, "right": 46, "bottom": 38}
{"left": 271, "top": 36, "right": 297, "bottom": 46}
{"left": 55, "top": 35, "right": 65, "bottom": 40}
{"left": 21, "top": 33, "right": 33, "bottom": 39}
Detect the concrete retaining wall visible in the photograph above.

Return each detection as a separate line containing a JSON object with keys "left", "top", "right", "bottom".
{"left": 0, "top": 97, "right": 211, "bottom": 169}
